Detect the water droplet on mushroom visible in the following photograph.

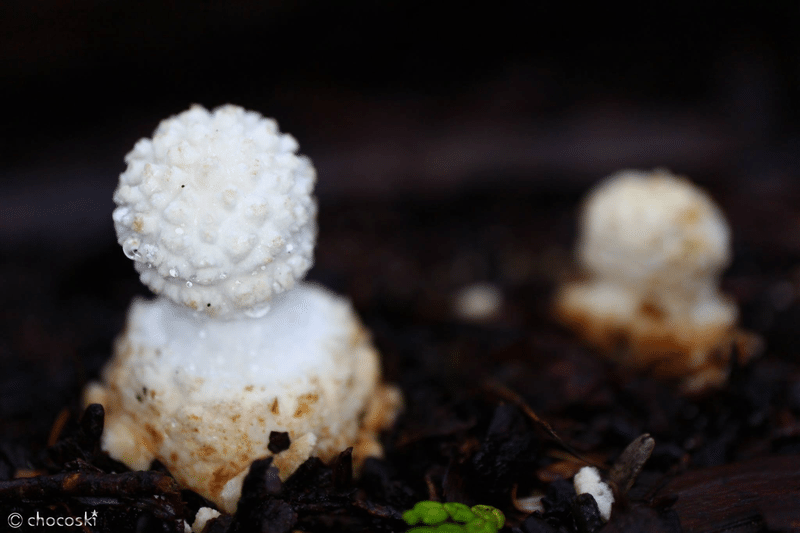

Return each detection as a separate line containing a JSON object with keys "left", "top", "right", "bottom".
{"left": 186, "top": 281, "right": 193, "bottom": 287}
{"left": 122, "top": 240, "right": 141, "bottom": 259}
{"left": 170, "top": 268, "right": 179, "bottom": 277}
{"left": 244, "top": 304, "right": 270, "bottom": 318}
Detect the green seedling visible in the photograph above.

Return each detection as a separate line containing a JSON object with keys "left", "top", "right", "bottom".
{"left": 403, "top": 501, "right": 505, "bottom": 533}
{"left": 443, "top": 502, "right": 476, "bottom": 523}
{"left": 403, "top": 501, "right": 450, "bottom": 525}
{"left": 470, "top": 505, "right": 505, "bottom": 529}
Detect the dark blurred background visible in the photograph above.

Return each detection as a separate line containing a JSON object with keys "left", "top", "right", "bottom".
{"left": 2, "top": 1, "right": 799, "bottom": 251}
{"left": 2, "top": 2, "right": 800, "bottom": 451}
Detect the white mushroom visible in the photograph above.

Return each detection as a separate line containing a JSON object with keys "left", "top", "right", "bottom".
{"left": 554, "top": 169, "right": 742, "bottom": 392}
{"left": 191, "top": 507, "right": 220, "bottom": 533}
{"left": 86, "top": 105, "right": 402, "bottom": 512}
{"left": 574, "top": 466, "right": 614, "bottom": 521}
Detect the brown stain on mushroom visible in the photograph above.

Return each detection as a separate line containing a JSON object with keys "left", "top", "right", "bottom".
{"left": 293, "top": 393, "right": 319, "bottom": 418}
{"left": 682, "top": 238, "right": 702, "bottom": 256}
{"left": 144, "top": 423, "right": 163, "bottom": 446}
{"left": 639, "top": 301, "right": 665, "bottom": 321}
{"left": 270, "top": 398, "right": 280, "bottom": 415}
{"left": 678, "top": 206, "right": 701, "bottom": 225}
{"left": 170, "top": 452, "right": 178, "bottom": 463}
{"left": 209, "top": 465, "right": 237, "bottom": 499}
{"left": 244, "top": 385, "right": 254, "bottom": 392}
{"left": 318, "top": 426, "right": 332, "bottom": 441}
{"left": 132, "top": 216, "right": 144, "bottom": 233}
{"left": 146, "top": 400, "right": 162, "bottom": 418}
{"left": 231, "top": 413, "right": 241, "bottom": 423}
{"left": 198, "top": 445, "right": 217, "bottom": 459}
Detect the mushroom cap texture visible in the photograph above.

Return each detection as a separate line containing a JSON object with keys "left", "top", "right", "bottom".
{"left": 84, "top": 283, "right": 400, "bottom": 513}
{"left": 578, "top": 168, "right": 730, "bottom": 295}
{"left": 112, "top": 104, "right": 317, "bottom": 319}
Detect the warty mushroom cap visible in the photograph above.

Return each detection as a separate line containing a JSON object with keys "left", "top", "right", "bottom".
{"left": 577, "top": 168, "right": 731, "bottom": 303}
{"left": 112, "top": 104, "right": 317, "bottom": 319}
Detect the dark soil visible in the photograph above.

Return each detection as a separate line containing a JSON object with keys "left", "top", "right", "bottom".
{"left": 2, "top": 177, "right": 800, "bottom": 532}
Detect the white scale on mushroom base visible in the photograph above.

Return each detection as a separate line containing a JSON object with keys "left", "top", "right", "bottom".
{"left": 84, "top": 104, "right": 402, "bottom": 513}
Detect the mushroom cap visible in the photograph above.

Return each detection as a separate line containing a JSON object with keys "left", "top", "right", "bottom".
{"left": 112, "top": 104, "right": 316, "bottom": 319}
{"left": 578, "top": 169, "right": 730, "bottom": 294}
{"left": 84, "top": 283, "right": 401, "bottom": 512}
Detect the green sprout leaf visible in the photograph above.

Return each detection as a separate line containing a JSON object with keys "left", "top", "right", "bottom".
{"left": 464, "top": 518, "right": 497, "bottom": 533}
{"left": 411, "top": 501, "right": 450, "bottom": 525}
{"left": 403, "top": 509, "right": 422, "bottom": 525}
{"left": 470, "top": 505, "right": 505, "bottom": 529}
{"left": 404, "top": 501, "right": 504, "bottom": 533}
{"left": 436, "top": 524, "right": 467, "bottom": 533}
{"left": 443, "top": 502, "right": 476, "bottom": 523}
{"left": 407, "top": 520, "right": 470, "bottom": 532}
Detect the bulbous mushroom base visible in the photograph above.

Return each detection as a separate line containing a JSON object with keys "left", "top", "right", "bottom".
{"left": 84, "top": 283, "right": 402, "bottom": 513}
{"left": 553, "top": 280, "right": 754, "bottom": 394}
